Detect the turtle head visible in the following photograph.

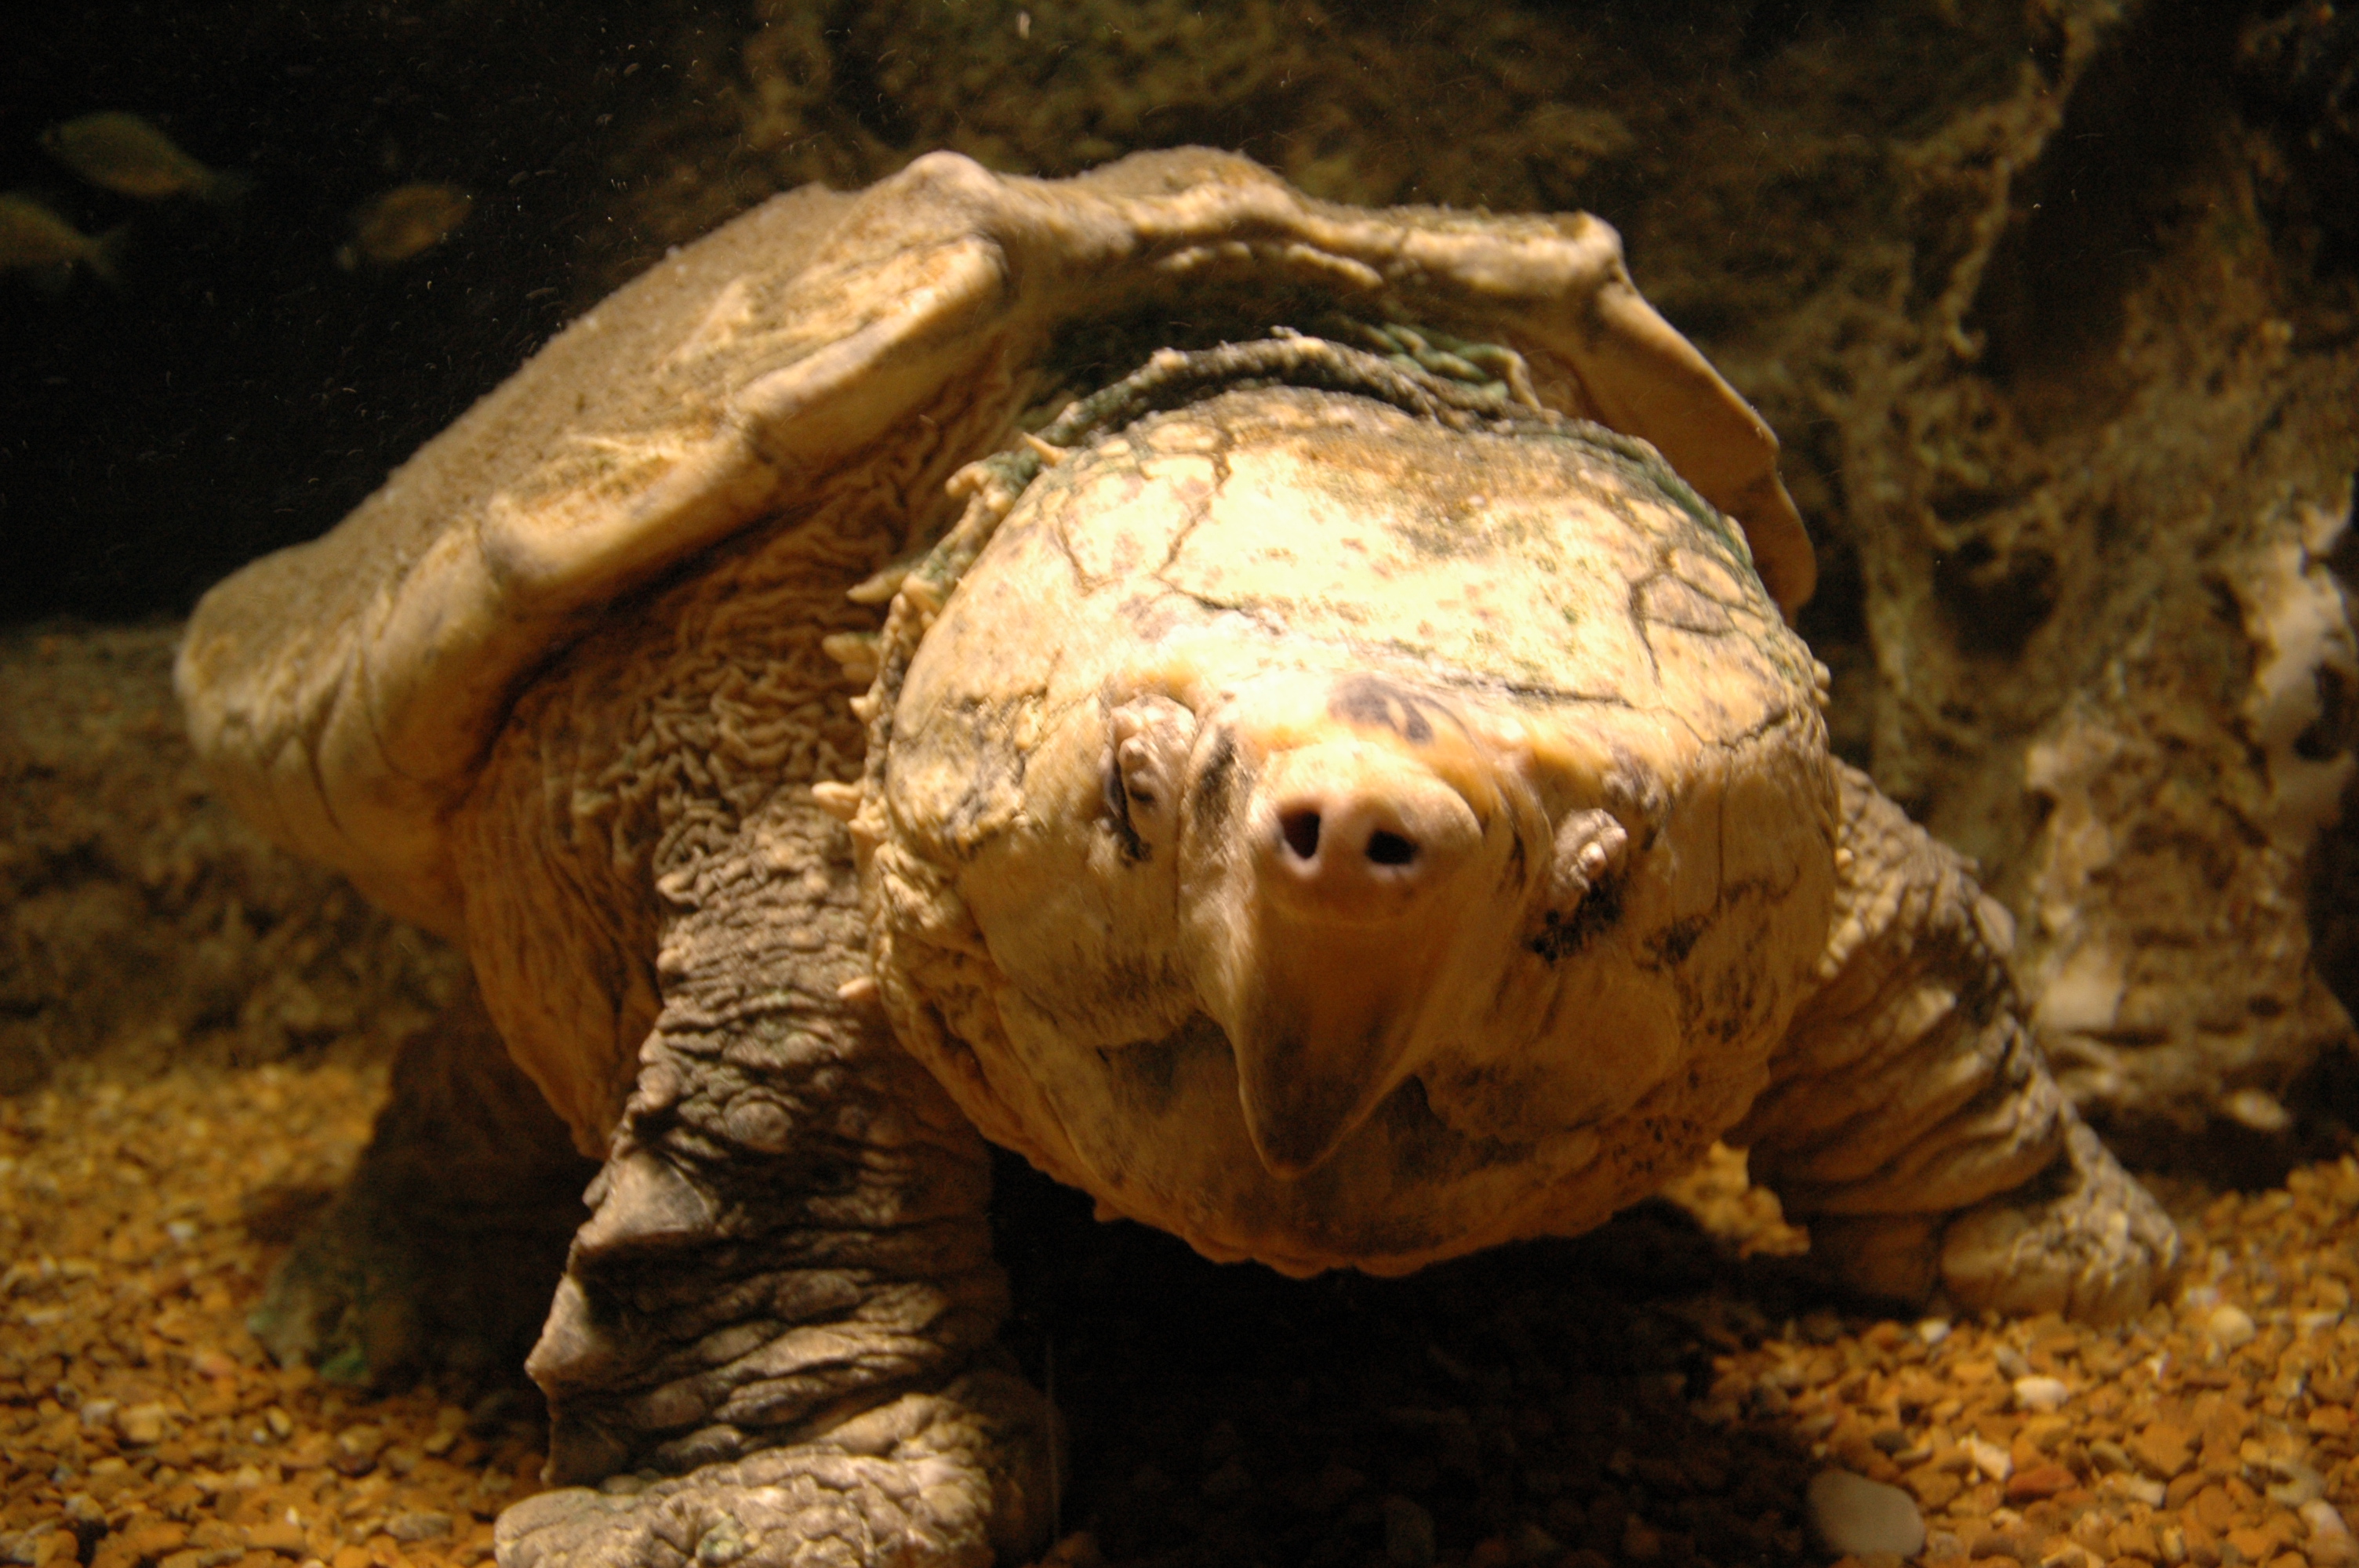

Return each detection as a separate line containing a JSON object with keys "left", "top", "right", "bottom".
{"left": 1161, "top": 669, "right": 1547, "bottom": 1178}
{"left": 860, "top": 382, "right": 1834, "bottom": 1274}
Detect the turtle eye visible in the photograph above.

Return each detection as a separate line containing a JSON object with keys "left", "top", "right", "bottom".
{"left": 1106, "top": 695, "right": 1196, "bottom": 858}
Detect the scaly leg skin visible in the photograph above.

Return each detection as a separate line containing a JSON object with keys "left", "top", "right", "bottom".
{"left": 1731, "top": 764, "right": 2181, "bottom": 1325}
{"left": 250, "top": 978, "right": 595, "bottom": 1388}
{"left": 496, "top": 792, "right": 1056, "bottom": 1568}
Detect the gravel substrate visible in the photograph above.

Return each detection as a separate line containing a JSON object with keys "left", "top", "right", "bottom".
{"left": 2, "top": 1059, "right": 2356, "bottom": 1568}
{"left": 0, "top": 1065, "right": 541, "bottom": 1568}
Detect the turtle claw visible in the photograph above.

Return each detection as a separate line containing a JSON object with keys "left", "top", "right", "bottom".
{"left": 496, "top": 1374, "right": 1056, "bottom": 1568}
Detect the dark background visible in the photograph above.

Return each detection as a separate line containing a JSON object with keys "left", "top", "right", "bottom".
{"left": 0, "top": 0, "right": 711, "bottom": 623}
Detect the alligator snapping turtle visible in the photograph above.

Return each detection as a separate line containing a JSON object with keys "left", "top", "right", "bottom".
{"left": 178, "top": 150, "right": 2179, "bottom": 1567}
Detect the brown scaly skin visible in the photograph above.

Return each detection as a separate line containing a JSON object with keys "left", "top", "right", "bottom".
{"left": 440, "top": 501, "right": 1054, "bottom": 1567}
{"left": 495, "top": 790, "right": 1051, "bottom": 1568}
{"left": 1735, "top": 764, "right": 2182, "bottom": 1322}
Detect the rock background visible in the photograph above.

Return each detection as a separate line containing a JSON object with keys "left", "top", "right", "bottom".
{"left": 0, "top": 625, "right": 465, "bottom": 1096}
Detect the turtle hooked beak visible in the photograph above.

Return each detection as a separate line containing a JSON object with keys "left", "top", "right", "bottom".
{"left": 1193, "top": 729, "right": 1497, "bottom": 1178}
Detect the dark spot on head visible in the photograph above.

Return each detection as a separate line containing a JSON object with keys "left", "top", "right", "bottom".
{"left": 1190, "top": 729, "right": 1238, "bottom": 842}
{"left": 1648, "top": 914, "right": 1708, "bottom": 968}
{"left": 1327, "top": 673, "right": 1445, "bottom": 745}
{"left": 1250, "top": 1036, "right": 1372, "bottom": 1173}
{"left": 1525, "top": 875, "right": 1623, "bottom": 964}
{"left": 1376, "top": 1073, "right": 1527, "bottom": 1184}
{"left": 1103, "top": 751, "right": 1149, "bottom": 864}
{"left": 1500, "top": 823, "right": 1529, "bottom": 892}
{"left": 1097, "top": 1014, "right": 1217, "bottom": 1119}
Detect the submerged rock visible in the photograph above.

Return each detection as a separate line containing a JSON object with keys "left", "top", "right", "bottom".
{"left": 1805, "top": 1468, "right": 1927, "bottom": 1559}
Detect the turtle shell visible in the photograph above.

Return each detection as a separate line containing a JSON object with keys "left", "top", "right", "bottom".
{"left": 176, "top": 147, "right": 1810, "bottom": 936}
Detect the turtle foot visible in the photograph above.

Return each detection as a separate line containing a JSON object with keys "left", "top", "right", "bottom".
{"left": 1936, "top": 1119, "right": 2183, "bottom": 1324}
{"left": 496, "top": 1372, "right": 1056, "bottom": 1568}
{"left": 249, "top": 1174, "right": 429, "bottom": 1385}
{"left": 1801, "top": 1122, "right": 2180, "bottom": 1324}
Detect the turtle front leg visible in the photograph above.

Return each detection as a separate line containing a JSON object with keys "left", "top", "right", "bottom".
{"left": 495, "top": 793, "right": 1056, "bottom": 1568}
{"left": 1731, "top": 764, "right": 2181, "bottom": 1323}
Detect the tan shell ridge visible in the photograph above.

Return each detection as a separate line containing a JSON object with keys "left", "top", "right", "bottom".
{"left": 175, "top": 147, "right": 1809, "bottom": 937}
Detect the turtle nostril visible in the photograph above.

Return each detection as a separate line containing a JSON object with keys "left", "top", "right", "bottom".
{"left": 1281, "top": 809, "right": 1323, "bottom": 861}
{"left": 1253, "top": 742, "right": 1480, "bottom": 917}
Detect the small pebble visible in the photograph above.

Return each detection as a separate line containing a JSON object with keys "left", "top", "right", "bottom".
{"left": 2306, "top": 1501, "right": 2357, "bottom": 1568}
{"left": 1805, "top": 1468, "right": 1926, "bottom": 1558}
{"left": 336, "top": 1423, "right": 387, "bottom": 1458}
{"left": 1199, "top": 1459, "right": 1252, "bottom": 1501}
{"left": 1512, "top": 1523, "right": 1563, "bottom": 1561}
{"left": 2268, "top": 1458, "right": 2327, "bottom": 1506}
{"left": 243, "top": 1523, "right": 307, "bottom": 1558}
{"left": 1962, "top": 1436, "right": 2014, "bottom": 1483}
{"left": 2206, "top": 1303, "right": 2258, "bottom": 1350}
{"left": 115, "top": 1403, "right": 171, "bottom": 1446}
{"left": 2004, "top": 1461, "right": 2075, "bottom": 1502}
{"left": 2011, "top": 1374, "right": 2070, "bottom": 1413}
